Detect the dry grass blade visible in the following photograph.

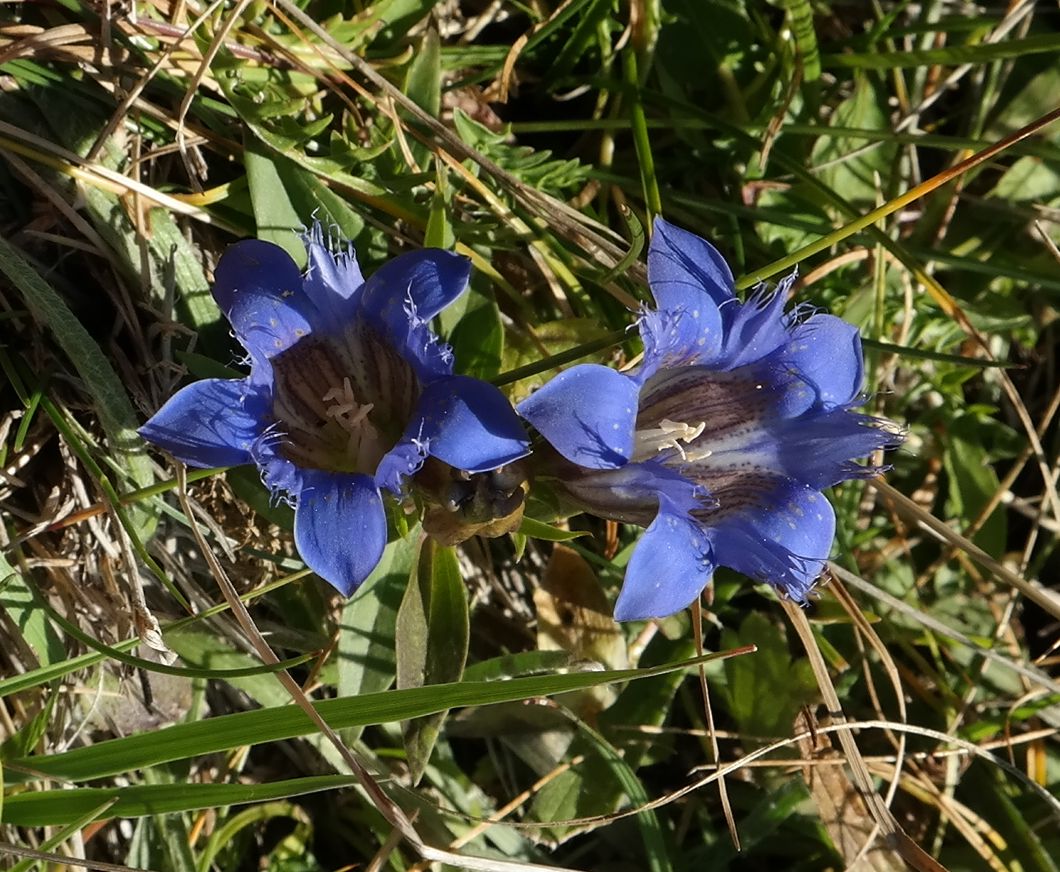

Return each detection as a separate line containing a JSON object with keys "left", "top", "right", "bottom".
{"left": 779, "top": 602, "right": 894, "bottom": 846}
{"left": 831, "top": 563, "right": 1060, "bottom": 703}
{"left": 269, "top": 0, "right": 633, "bottom": 273}
{"left": 0, "top": 121, "right": 215, "bottom": 222}
{"left": 0, "top": 842, "right": 154, "bottom": 872}
{"left": 780, "top": 601, "right": 945, "bottom": 872}
{"left": 794, "top": 709, "right": 905, "bottom": 871}
{"left": 691, "top": 599, "right": 738, "bottom": 850}
{"left": 869, "top": 478, "right": 1060, "bottom": 622}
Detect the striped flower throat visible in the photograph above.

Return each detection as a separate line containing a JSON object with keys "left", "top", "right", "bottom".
{"left": 269, "top": 324, "right": 419, "bottom": 475}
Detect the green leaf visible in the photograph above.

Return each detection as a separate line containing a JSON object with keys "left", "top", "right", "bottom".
{"left": 6, "top": 655, "right": 729, "bottom": 784}
{"left": 821, "top": 33, "right": 1060, "bottom": 70}
{"left": 942, "top": 420, "right": 1007, "bottom": 558}
{"left": 0, "top": 236, "right": 155, "bottom": 538}
{"left": 1, "top": 775, "right": 362, "bottom": 827}
{"left": 142, "top": 767, "right": 197, "bottom": 872}
{"left": 424, "top": 160, "right": 455, "bottom": 250}
{"left": 245, "top": 141, "right": 369, "bottom": 266}
{"left": 245, "top": 137, "right": 307, "bottom": 265}
{"left": 719, "top": 612, "right": 817, "bottom": 740}
{"left": 462, "top": 650, "right": 574, "bottom": 682}
{"left": 449, "top": 288, "right": 503, "bottom": 379}
{"left": 517, "top": 517, "right": 590, "bottom": 543}
{"left": 810, "top": 76, "right": 897, "bottom": 208}
{"left": 165, "top": 628, "right": 294, "bottom": 708}
{"left": 1, "top": 693, "right": 56, "bottom": 760}
{"left": 403, "top": 25, "right": 441, "bottom": 169}
{"left": 337, "top": 531, "right": 419, "bottom": 736}
{"left": 0, "top": 557, "right": 64, "bottom": 669}
{"left": 396, "top": 538, "right": 470, "bottom": 783}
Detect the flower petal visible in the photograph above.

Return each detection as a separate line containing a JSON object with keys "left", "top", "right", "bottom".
{"left": 359, "top": 249, "right": 470, "bottom": 331}
{"left": 294, "top": 471, "right": 386, "bottom": 596}
{"left": 355, "top": 250, "right": 469, "bottom": 381}
{"left": 213, "top": 240, "right": 317, "bottom": 362}
{"left": 139, "top": 379, "right": 259, "bottom": 468}
{"left": 772, "top": 409, "right": 898, "bottom": 490}
{"left": 375, "top": 439, "right": 428, "bottom": 496}
{"left": 715, "top": 277, "right": 793, "bottom": 370}
{"left": 518, "top": 364, "right": 639, "bottom": 470}
{"left": 783, "top": 314, "right": 864, "bottom": 407}
{"left": 648, "top": 218, "right": 734, "bottom": 313}
{"left": 417, "top": 376, "right": 530, "bottom": 473}
{"left": 637, "top": 302, "right": 723, "bottom": 379}
{"left": 302, "top": 223, "right": 364, "bottom": 324}
{"left": 614, "top": 496, "right": 716, "bottom": 620}
{"left": 707, "top": 477, "right": 835, "bottom": 601}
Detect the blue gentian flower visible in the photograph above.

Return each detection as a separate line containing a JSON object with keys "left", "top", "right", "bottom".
{"left": 518, "top": 218, "right": 900, "bottom": 621}
{"left": 140, "top": 226, "right": 530, "bottom": 595}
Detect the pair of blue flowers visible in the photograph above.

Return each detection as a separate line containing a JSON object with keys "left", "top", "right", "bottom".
{"left": 141, "top": 220, "right": 897, "bottom": 621}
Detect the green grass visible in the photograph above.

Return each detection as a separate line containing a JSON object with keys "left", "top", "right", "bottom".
{"left": 1, "top": 2, "right": 1059, "bottom": 870}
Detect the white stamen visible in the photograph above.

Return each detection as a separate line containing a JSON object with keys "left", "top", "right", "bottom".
{"left": 634, "top": 418, "right": 712, "bottom": 462}
{"left": 323, "top": 378, "right": 371, "bottom": 425}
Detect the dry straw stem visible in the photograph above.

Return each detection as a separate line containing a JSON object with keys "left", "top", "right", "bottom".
{"left": 780, "top": 600, "right": 945, "bottom": 872}
{"left": 493, "top": 718, "right": 1060, "bottom": 842}
{"left": 691, "top": 598, "right": 739, "bottom": 850}
{"left": 831, "top": 564, "right": 1060, "bottom": 707}
{"left": 270, "top": 0, "right": 633, "bottom": 270}
{"left": 0, "top": 841, "right": 147, "bottom": 872}
{"left": 0, "top": 120, "right": 215, "bottom": 223}
{"left": 869, "top": 478, "right": 1060, "bottom": 624}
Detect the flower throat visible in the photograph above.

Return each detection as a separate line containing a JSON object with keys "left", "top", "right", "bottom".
{"left": 269, "top": 326, "right": 419, "bottom": 474}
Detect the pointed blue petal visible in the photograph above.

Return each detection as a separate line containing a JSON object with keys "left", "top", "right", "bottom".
{"left": 294, "top": 471, "right": 386, "bottom": 596}
{"left": 637, "top": 301, "right": 723, "bottom": 379}
{"left": 213, "top": 240, "right": 317, "bottom": 362}
{"left": 614, "top": 496, "right": 715, "bottom": 620}
{"left": 716, "top": 277, "right": 794, "bottom": 370}
{"left": 773, "top": 409, "right": 899, "bottom": 490}
{"left": 359, "top": 249, "right": 470, "bottom": 330}
{"left": 417, "top": 376, "right": 530, "bottom": 473}
{"left": 708, "top": 477, "right": 835, "bottom": 601}
{"left": 648, "top": 218, "right": 735, "bottom": 312}
{"left": 249, "top": 432, "right": 304, "bottom": 505}
{"left": 355, "top": 250, "right": 468, "bottom": 382}
{"left": 139, "top": 379, "right": 259, "bottom": 468}
{"left": 517, "top": 364, "right": 639, "bottom": 469}
{"left": 302, "top": 223, "right": 364, "bottom": 324}
{"left": 784, "top": 314, "right": 864, "bottom": 408}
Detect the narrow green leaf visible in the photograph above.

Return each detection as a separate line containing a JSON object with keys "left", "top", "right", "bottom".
{"left": 7, "top": 797, "right": 120, "bottom": 872}
{"left": 577, "top": 721, "right": 673, "bottom": 872}
{"left": 337, "top": 532, "right": 419, "bottom": 720}
{"left": 424, "top": 159, "right": 455, "bottom": 250}
{"left": 517, "top": 517, "right": 590, "bottom": 543}
{"left": 245, "top": 137, "right": 306, "bottom": 265}
{"left": 0, "top": 556, "right": 64, "bottom": 668}
{"left": 7, "top": 654, "right": 733, "bottom": 784}
{"left": 397, "top": 539, "right": 470, "bottom": 783}
{"left": 403, "top": 25, "right": 440, "bottom": 170}
{"left": 1, "top": 775, "right": 360, "bottom": 827}
{"left": 142, "top": 767, "right": 197, "bottom": 872}
{"left": 822, "top": 33, "right": 1060, "bottom": 70}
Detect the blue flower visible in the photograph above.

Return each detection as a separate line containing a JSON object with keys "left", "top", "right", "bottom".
{"left": 140, "top": 226, "right": 530, "bottom": 595}
{"left": 518, "top": 218, "right": 901, "bottom": 621}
